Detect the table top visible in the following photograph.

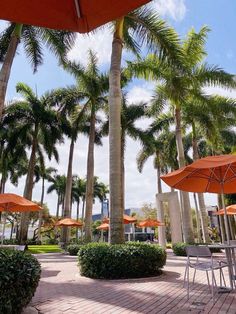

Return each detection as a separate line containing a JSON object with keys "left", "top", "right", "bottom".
{"left": 207, "top": 244, "right": 236, "bottom": 249}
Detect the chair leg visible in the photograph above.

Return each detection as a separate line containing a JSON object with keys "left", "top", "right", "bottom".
{"left": 183, "top": 264, "right": 187, "bottom": 288}
{"left": 206, "top": 271, "right": 210, "bottom": 288}
{"left": 187, "top": 265, "right": 190, "bottom": 300}
{"left": 211, "top": 269, "right": 216, "bottom": 302}
{"left": 193, "top": 268, "right": 196, "bottom": 284}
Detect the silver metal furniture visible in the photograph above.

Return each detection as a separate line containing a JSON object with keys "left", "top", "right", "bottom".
{"left": 184, "top": 246, "right": 228, "bottom": 300}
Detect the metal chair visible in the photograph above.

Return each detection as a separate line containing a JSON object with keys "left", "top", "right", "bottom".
{"left": 184, "top": 246, "right": 228, "bottom": 300}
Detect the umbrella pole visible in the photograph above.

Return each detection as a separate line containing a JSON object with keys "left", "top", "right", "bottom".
{"left": 1, "top": 212, "right": 6, "bottom": 245}
{"left": 221, "top": 192, "right": 230, "bottom": 244}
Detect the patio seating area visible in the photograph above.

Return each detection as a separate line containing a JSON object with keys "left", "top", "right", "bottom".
{"left": 29, "top": 251, "right": 236, "bottom": 314}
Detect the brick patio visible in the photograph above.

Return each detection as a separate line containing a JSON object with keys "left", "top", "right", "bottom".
{"left": 30, "top": 251, "right": 236, "bottom": 314}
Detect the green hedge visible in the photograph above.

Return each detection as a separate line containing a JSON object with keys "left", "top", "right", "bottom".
{"left": 67, "top": 244, "right": 85, "bottom": 256}
{"left": 172, "top": 242, "right": 221, "bottom": 256}
{"left": 0, "top": 249, "right": 41, "bottom": 314}
{"left": 78, "top": 242, "right": 166, "bottom": 279}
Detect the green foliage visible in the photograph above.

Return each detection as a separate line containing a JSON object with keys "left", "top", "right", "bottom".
{"left": 172, "top": 242, "right": 221, "bottom": 256}
{"left": 172, "top": 242, "right": 188, "bottom": 256}
{"left": 2, "top": 239, "right": 19, "bottom": 245}
{"left": 0, "top": 249, "right": 41, "bottom": 314}
{"left": 67, "top": 244, "right": 85, "bottom": 256}
{"left": 78, "top": 242, "right": 166, "bottom": 279}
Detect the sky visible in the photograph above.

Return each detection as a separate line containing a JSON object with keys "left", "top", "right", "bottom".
{"left": 2, "top": 0, "right": 236, "bottom": 216}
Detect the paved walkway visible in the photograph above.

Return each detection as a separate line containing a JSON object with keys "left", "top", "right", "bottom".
{"left": 30, "top": 252, "right": 236, "bottom": 314}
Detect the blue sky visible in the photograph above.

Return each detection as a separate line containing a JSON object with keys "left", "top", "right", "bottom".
{"left": 2, "top": 0, "right": 236, "bottom": 215}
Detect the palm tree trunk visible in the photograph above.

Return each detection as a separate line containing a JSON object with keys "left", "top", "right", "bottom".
{"left": 156, "top": 161, "right": 166, "bottom": 248}
{"left": 61, "top": 138, "right": 74, "bottom": 244}
{"left": 81, "top": 196, "right": 85, "bottom": 239}
{"left": 121, "top": 135, "right": 125, "bottom": 215}
{"left": 19, "top": 126, "right": 38, "bottom": 244}
{"left": 56, "top": 194, "right": 60, "bottom": 218}
{"left": 193, "top": 192, "right": 201, "bottom": 243}
{"left": 175, "top": 107, "right": 194, "bottom": 243}
{"left": 109, "top": 19, "right": 125, "bottom": 244}
{"left": 84, "top": 107, "right": 96, "bottom": 242}
{"left": 0, "top": 24, "right": 23, "bottom": 119}
{"left": 37, "top": 176, "right": 45, "bottom": 242}
{"left": 76, "top": 199, "right": 80, "bottom": 240}
{"left": 192, "top": 122, "right": 210, "bottom": 243}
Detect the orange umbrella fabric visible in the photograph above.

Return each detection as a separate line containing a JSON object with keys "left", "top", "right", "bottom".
{"left": 55, "top": 218, "right": 83, "bottom": 227}
{"left": 103, "top": 214, "right": 137, "bottom": 225}
{"left": 0, "top": 193, "right": 42, "bottom": 212}
{"left": 214, "top": 205, "right": 236, "bottom": 216}
{"left": 0, "top": 0, "right": 150, "bottom": 33}
{"left": 138, "top": 219, "right": 165, "bottom": 228}
{"left": 161, "top": 155, "right": 236, "bottom": 194}
{"left": 96, "top": 223, "right": 109, "bottom": 230}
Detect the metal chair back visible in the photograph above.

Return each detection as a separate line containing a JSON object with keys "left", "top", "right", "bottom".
{"left": 186, "top": 245, "right": 211, "bottom": 257}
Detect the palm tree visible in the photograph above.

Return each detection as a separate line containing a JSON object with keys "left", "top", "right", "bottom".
{"left": 128, "top": 27, "right": 236, "bottom": 243}
{"left": 108, "top": 7, "right": 182, "bottom": 244}
{"left": 34, "top": 163, "right": 57, "bottom": 240}
{"left": 3, "top": 83, "right": 62, "bottom": 242}
{"left": 63, "top": 50, "right": 108, "bottom": 242}
{"left": 47, "top": 174, "right": 67, "bottom": 218}
{"left": 0, "top": 23, "right": 75, "bottom": 119}
{"left": 93, "top": 177, "right": 109, "bottom": 213}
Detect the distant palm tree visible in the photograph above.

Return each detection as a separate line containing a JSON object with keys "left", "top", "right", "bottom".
{"left": 47, "top": 174, "right": 67, "bottom": 219}
{"left": 3, "top": 83, "right": 62, "bottom": 242}
{"left": 93, "top": 177, "right": 109, "bottom": 213}
{"left": 63, "top": 50, "right": 108, "bottom": 242}
{"left": 0, "top": 23, "right": 75, "bottom": 119}
{"left": 34, "top": 164, "right": 57, "bottom": 239}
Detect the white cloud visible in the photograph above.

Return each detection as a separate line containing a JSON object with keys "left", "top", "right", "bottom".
{"left": 67, "top": 29, "right": 113, "bottom": 66}
{"left": 127, "top": 82, "right": 154, "bottom": 104}
{"left": 152, "top": 0, "right": 187, "bottom": 21}
{"left": 204, "top": 86, "right": 236, "bottom": 98}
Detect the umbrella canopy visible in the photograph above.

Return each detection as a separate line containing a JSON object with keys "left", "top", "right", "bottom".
{"left": 96, "top": 223, "right": 109, "bottom": 230}
{"left": 138, "top": 218, "right": 165, "bottom": 228}
{"left": 103, "top": 214, "right": 137, "bottom": 225}
{"left": 55, "top": 218, "right": 83, "bottom": 227}
{"left": 161, "top": 154, "right": 236, "bottom": 242}
{"left": 214, "top": 205, "right": 236, "bottom": 216}
{"left": 0, "top": 0, "right": 151, "bottom": 33}
{"left": 0, "top": 193, "right": 42, "bottom": 212}
{"left": 161, "top": 155, "right": 236, "bottom": 194}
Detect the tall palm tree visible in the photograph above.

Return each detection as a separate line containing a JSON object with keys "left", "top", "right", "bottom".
{"left": 108, "top": 7, "right": 182, "bottom": 244}
{"left": 63, "top": 50, "right": 108, "bottom": 242}
{"left": 128, "top": 27, "right": 236, "bottom": 243}
{"left": 3, "top": 83, "right": 62, "bottom": 242}
{"left": 47, "top": 174, "right": 67, "bottom": 218}
{"left": 0, "top": 23, "right": 75, "bottom": 119}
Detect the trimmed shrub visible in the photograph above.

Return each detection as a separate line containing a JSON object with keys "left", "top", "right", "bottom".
{"left": 0, "top": 249, "right": 41, "bottom": 314}
{"left": 3, "top": 239, "right": 19, "bottom": 245}
{"left": 172, "top": 242, "right": 222, "bottom": 256}
{"left": 172, "top": 242, "right": 187, "bottom": 256}
{"left": 78, "top": 242, "right": 166, "bottom": 279}
{"left": 45, "top": 238, "right": 58, "bottom": 245}
{"left": 67, "top": 244, "right": 85, "bottom": 256}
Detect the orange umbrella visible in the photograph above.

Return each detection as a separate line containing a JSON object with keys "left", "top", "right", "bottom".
{"left": 0, "top": 193, "right": 42, "bottom": 212}
{"left": 137, "top": 218, "right": 165, "bottom": 228}
{"left": 55, "top": 218, "right": 83, "bottom": 227}
{"left": 161, "top": 154, "right": 236, "bottom": 242}
{"left": 103, "top": 214, "right": 137, "bottom": 225}
{"left": 214, "top": 205, "right": 236, "bottom": 216}
{"left": 96, "top": 223, "right": 109, "bottom": 230}
{"left": 0, "top": 0, "right": 150, "bottom": 33}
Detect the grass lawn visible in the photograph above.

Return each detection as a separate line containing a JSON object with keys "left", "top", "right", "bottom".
{"left": 28, "top": 245, "right": 63, "bottom": 254}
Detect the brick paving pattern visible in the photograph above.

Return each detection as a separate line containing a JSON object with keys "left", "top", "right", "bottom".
{"left": 30, "top": 251, "right": 236, "bottom": 314}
